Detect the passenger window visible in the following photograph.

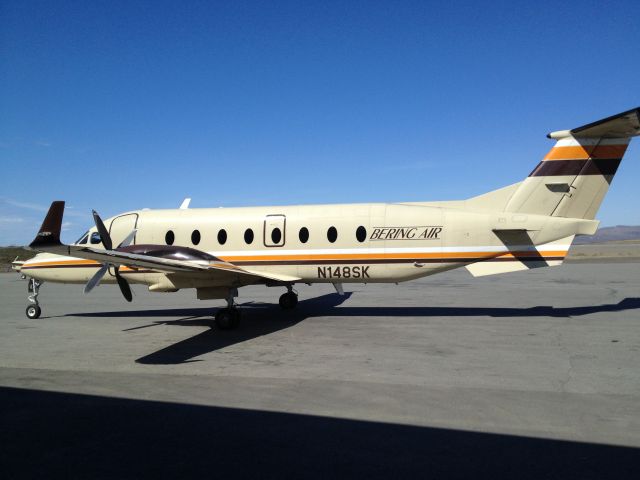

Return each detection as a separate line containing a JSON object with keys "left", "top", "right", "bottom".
{"left": 90, "top": 232, "right": 102, "bottom": 245}
{"left": 218, "top": 229, "right": 227, "bottom": 245}
{"left": 356, "top": 226, "right": 367, "bottom": 243}
{"left": 271, "top": 227, "right": 282, "bottom": 244}
{"left": 299, "top": 227, "right": 309, "bottom": 244}
{"left": 244, "top": 228, "right": 254, "bottom": 244}
{"left": 327, "top": 226, "right": 337, "bottom": 243}
{"left": 191, "top": 230, "right": 201, "bottom": 245}
{"left": 165, "top": 230, "right": 175, "bottom": 245}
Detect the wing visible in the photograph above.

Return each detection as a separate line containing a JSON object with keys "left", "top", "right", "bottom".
{"left": 70, "top": 245, "right": 300, "bottom": 283}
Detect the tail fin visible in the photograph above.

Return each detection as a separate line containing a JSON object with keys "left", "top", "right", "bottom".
{"left": 505, "top": 108, "right": 640, "bottom": 219}
{"left": 28, "top": 201, "right": 65, "bottom": 251}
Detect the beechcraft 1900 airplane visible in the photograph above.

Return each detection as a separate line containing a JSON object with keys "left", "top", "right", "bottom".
{"left": 15, "top": 107, "right": 639, "bottom": 329}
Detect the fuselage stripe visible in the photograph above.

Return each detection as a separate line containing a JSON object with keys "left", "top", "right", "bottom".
{"left": 21, "top": 250, "right": 569, "bottom": 270}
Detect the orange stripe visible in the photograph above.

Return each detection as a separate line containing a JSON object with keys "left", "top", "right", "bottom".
{"left": 23, "top": 250, "right": 569, "bottom": 269}
{"left": 497, "top": 251, "right": 567, "bottom": 259}
{"left": 543, "top": 144, "right": 627, "bottom": 161}
{"left": 120, "top": 266, "right": 144, "bottom": 272}
{"left": 25, "top": 259, "right": 101, "bottom": 268}
{"left": 23, "top": 260, "right": 143, "bottom": 272}
{"left": 220, "top": 251, "right": 569, "bottom": 262}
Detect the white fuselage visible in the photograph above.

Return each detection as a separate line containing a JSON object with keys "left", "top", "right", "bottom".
{"left": 20, "top": 201, "right": 576, "bottom": 295}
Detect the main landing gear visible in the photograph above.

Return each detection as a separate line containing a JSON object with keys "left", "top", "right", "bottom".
{"left": 25, "top": 278, "right": 42, "bottom": 319}
{"left": 212, "top": 285, "right": 299, "bottom": 330}
{"left": 279, "top": 286, "right": 298, "bottom": 310}
{"left": 214, "top": 289, "right": 240, "bottom": 330}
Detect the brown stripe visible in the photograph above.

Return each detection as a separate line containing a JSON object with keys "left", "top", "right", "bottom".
{"left": 232, "top": 256, "right": 566, "bottom": 266}
{"left": 529, "top": 158, "right": 621, "bottom": 177}
{"left": 22, "top": 264, "right": 153, "bottom": 273}
{"left": 591, "top": 144, "right": 628, "bottom": 159}
{"left": 24, "top": 256, "right": 566, "bottom": 269}
{"left": 22, "top": 264, "right": 100, "bottom": 270}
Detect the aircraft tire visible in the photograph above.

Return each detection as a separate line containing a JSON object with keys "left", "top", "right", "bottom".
{"left": 26, "top": 305, "right": 41, "bottom": 319}
{"left": 214, "top": 308, "right": 240, "bottom": 330}
{"left": 279, "top": 292, "right": 298, "bottom": 309}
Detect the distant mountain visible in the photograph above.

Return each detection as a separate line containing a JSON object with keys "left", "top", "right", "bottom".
{"left": 573, "top": 225, "right": 640, "bottom": 244}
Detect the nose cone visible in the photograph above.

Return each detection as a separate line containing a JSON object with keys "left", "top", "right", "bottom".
{"left": 20, "top": 252, "right": 100, "bottom": 284}
{"left": 11, "top": 258, "right": 25, "bottom": 273}
{"left": 19, "top": 253, "right": 43, "bottom": 274}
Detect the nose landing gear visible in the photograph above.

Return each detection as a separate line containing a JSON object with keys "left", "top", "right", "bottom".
{"left": 25, "top": 278, "right": 43, "bottom": 319}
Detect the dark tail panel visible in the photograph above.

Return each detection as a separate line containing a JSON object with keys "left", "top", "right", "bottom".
{"left": 29, "top": 201, "right": 65, "bottom": 250}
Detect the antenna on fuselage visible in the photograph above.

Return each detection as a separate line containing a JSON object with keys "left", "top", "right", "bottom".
{"left": 179, "top": 198, "right": 191, "bottom": 209}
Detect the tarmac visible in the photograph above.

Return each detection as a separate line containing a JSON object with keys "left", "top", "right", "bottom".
{"left": 1, "top": 263, "right": 639, "bottom": 478}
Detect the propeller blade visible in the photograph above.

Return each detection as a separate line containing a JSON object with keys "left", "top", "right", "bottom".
{"left": 92, "top": 210, "right": 112, "bottom": 250}
{"left": 117, "top": 229, "right": 137, "bottom": 248}
{"left": 84, "top": 264, "right": 109, "bottom": 294}
{"left": 115, "top": 267, "right": 133, "bottom": 302}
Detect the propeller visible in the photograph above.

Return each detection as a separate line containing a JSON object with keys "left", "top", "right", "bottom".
{"left": 92, "top": 210, "right": 112, "bottom": 250}
{"left": 83, "top": 210, "right": 135, "bottom": 302}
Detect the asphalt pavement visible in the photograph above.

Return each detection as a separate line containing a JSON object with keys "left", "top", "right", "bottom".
{"left": 1, "top": 263, "right": 639, "bottom": 478}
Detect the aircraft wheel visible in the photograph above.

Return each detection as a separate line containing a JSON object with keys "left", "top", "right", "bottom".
{"left": 279, "top": 292, "right": 298, "bottom": 309}
{"left": 214, "top": 308, "right": 240, "bottom": 330}
{"left": 26, "top": 305, "right": 41, "bottom": 319}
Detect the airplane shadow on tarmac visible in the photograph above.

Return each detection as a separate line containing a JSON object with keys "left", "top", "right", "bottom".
{"left": 1, "top": 385, "right": 638, "bottom": 480}
{"left": 64, "top": 294, "right": 640, "bottom": 365}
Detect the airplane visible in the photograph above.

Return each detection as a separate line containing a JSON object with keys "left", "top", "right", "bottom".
{"left": 11, "top": 256, "right": 25, "bottom": 273}
{"left": 16, "top": 107, "right": 639, "bottom": 329}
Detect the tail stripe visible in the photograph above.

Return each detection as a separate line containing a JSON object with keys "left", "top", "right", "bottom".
{"left": 530, "top": 158, "right": 621, "bottom": 177}
{"left": 543, "top": 144, "right": 627, "bottom": 161}
{"left": 505, "top": 107, "right": 638, "bottom": 219}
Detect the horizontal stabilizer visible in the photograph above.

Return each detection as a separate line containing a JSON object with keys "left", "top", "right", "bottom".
{"left": 465, "top": 259, "right": 562, "bottom": 277}
{"left": 466, "top": 235, "right": 574, "bottom": 277}
{"left": 548, "top": 107, "right": 640, "bottom": 139}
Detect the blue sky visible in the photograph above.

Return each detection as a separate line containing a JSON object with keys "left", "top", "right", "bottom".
{"left": 1, "top": 0, "right": 639, "bottom": 245}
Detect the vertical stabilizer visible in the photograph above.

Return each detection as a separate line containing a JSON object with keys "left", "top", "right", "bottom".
{"left": 505, "top": 108, "right": 640, "bottom": 219}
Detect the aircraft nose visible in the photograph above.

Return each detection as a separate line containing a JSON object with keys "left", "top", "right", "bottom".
{"left": 19, "top": 253, "right": 46, "bottom": 275}
{"left": 25, "top": 253, "right": 43, "bottom": 263}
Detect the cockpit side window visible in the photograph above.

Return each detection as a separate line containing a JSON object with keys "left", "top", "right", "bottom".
{"left": 75, "top": 232, "right": 89, "bottom": 245}
{"left": 90, "top": 232, "right": 102, "bottom": 245}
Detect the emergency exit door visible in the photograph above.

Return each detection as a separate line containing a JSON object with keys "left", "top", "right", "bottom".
{"left": 264, "top": 215, "right": 286, "bottom": 247}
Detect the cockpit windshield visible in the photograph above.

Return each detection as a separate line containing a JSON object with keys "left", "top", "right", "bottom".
{"left": 74, "top": 230, "right": 102, "bottom": 245}
{"left": 75, "top": 231, "right": 89, "bottom": 245}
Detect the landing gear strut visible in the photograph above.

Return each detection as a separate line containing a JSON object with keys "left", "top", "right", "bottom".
{"left": 279, "top": 285, "right": 298, "bottom": 310}
{"left": 214, "top": 289, "right": 240, "bottom": 330}
{"left": 25, "top": 278, "right": 42, "bottom": 319}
